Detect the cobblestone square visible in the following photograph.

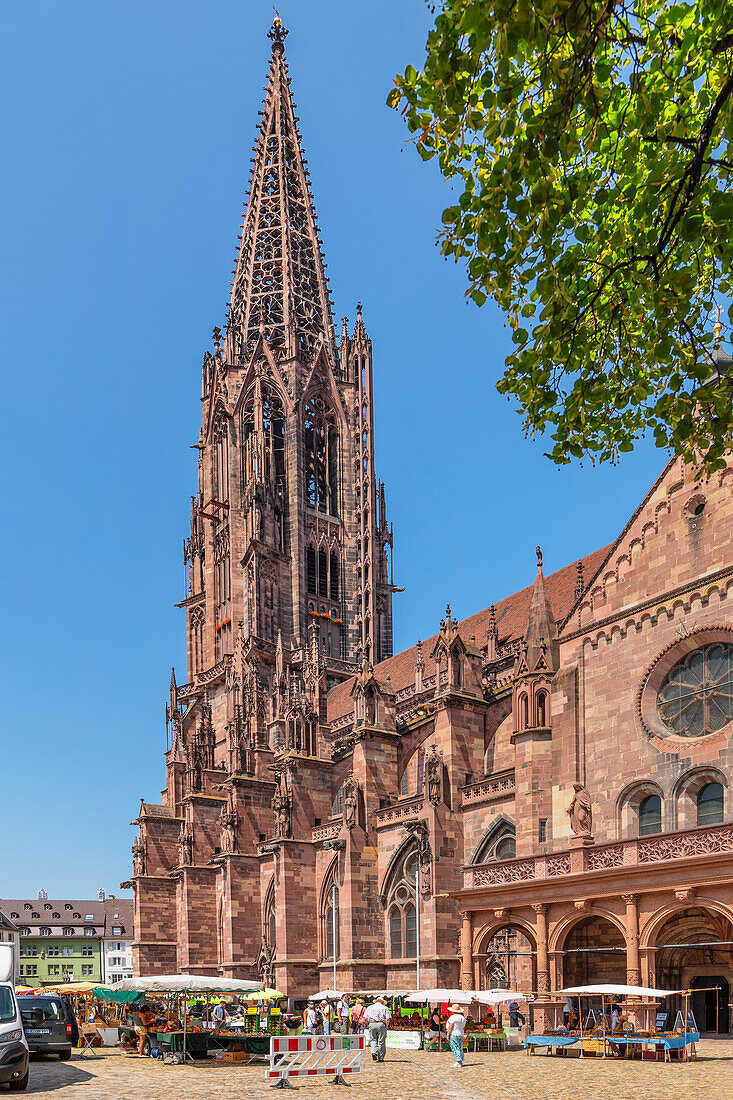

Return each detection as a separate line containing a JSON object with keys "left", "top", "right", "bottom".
{"left": 15, "top": 1041, "right": 733, "bottom": 1100}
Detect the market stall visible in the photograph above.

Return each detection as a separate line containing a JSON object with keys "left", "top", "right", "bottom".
{"left": 405, "top": 988, "right": 519, "bottom": 1052}
{"left": 114, "top": 974, "right": 264, "bottom": 1063}
{"left": 523, "top": 984, "right": 701, "bottom": 1061}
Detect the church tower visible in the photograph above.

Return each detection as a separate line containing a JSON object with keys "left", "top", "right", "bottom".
{"left": 183, "top": 18, "right": 396, "bottom": 753}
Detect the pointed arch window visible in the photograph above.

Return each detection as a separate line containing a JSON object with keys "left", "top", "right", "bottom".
{"left": 536, "top": 690, "right": 548, "bottom": 728}
{"left": 519, "top": 694, "right": 529, "bottom": 730}
{"left": 305, "top": 395, "right": 338, "bottom": 516}
{"left": 321, "top": 866, "right": 340, "bottom": 962}
{"left": 212, "top": 414, "right": 230, "bottom": 505}
{"left": 384, "top": 848, "right": 418, "bottom": 959}
{"left": 472, "top": 821, "right": 516, "bottom": 865}
{"left": 242, "top": 383, "right": 286, "bottom": 490}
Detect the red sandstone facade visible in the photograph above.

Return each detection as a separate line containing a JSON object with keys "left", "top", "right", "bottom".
{"left": 127, "top": 21, "right": 733, "bottom": 1032}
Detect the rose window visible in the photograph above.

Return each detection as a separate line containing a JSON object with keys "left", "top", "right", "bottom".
{"left": 657, "top": 644, "right": 733, "bottom": 738}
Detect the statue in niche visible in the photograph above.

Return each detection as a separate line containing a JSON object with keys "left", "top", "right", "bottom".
{"left": 343, "top": 774, "right": 359, "bottom": 829}
{"left": 179, "top": 826, "right": 194, "bottom": 866}
{"left": 425, "top": 744, "right": 442, "bottom": 806}
{"left": 567, "top": 783, "right": 593, "bottom": 836}
{"left": 132, "top": 837, "right": 146, "bottom": 877}
{"left": 272, "top": 781, "right": 292, "bottom": 840}
{"left": 220, "top": 805, "right": 238, "bottom": 854}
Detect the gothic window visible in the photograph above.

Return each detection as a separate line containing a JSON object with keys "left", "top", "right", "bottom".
{"left": 306, "top": 546, "right": 317, "bottom": 594}
{"left": 212, "top": 414, "right": 229, "bottom": 504}
{"left": 638, "top": 794, "right": 662, "bottom": 836}
{"left": 190, "top": 606, "right": 205, "bottom": 673}
{"left": 264, "top": 879, "right": 276, "bottom": 953}
{"left": 304, "top": 395, "right": 338, "bottom": 516}
{"left": 332, "top": 786, "right": 344, "bottom": 818}
{"left": 329, "top": 553, "right": 340, "bottom": 601}
{"left": 657, "top": 643, "right": 733, "bottom": 738}
{"left": 321, "top": 867, "right": 340, "bottom": 961}
{"left": 518, "top": 694, "right": 529, "bottom": 730}
{"left": 697, "top": 781, "right": 724, "bottom": 826}
{"left": 385, "top": 848, "right": 418, "bottom": 959}
{"left": 318, "top": 550, "right": 328, "bottom": 596}
{"left": 472, "top": 821, "right": 516, "bottom": 864}
{"left": 242, "top": 383, "right": 286, "bottom": 489}
{"left": 536, "top": 690, "right": 548, "bottom": 727}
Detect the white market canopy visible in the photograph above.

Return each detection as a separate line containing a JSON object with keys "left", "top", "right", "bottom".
{"left": 405, "top": 988, "right": 476, "bottom": 1005}
{"left": 307, "top": 989, "right": 346, "bottom": 1000}
{"left": 114, "top": 975, "right": 263, "bottom": 995}
{"left": 474, "top": 990, "right": 527, "bottom": 1005}
{"left": 556, "top": 984, "right": 681, "bottom": 998}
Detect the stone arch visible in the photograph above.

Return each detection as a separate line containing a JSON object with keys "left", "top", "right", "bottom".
{"left": 470, "top": 816, "right": 516, "bottom": 865}
{"left": 473, "top": 917, "right": 537, "bottom": 992}
{"left": 673, "top": 765, "right": 729, "bottom": 830}
{"left": 615, "top": 778, "right": 665, "bottom": 839}
{"left": 640, "top": 896, "right": 733, "bottom": 949}
{"left": 549, "top": 906, "right": 627, "bottom": 953}
{"left": 379, "top": 833, "right": 420, "bottom": 906}
{"left": 557, "top": 911, "right": 628, "bottom": 988}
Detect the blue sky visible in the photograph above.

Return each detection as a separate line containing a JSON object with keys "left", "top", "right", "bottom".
{"left": 0, "top": 0, "right": 661, "bottom": 898}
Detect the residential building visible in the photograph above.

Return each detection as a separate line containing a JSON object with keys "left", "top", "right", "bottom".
{"left": 127, "top": 18, "right": 733, "bottom": 1035}
{"left": 0, "top": 912, "right": 19, "bottom": 985}
{"left": 0, "top": 894, "right": 132, "bottom": 987}
{"left": 101, "top": 898, "right": 133, "bottom": 984}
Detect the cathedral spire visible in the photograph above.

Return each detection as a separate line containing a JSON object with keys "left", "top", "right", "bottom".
{"left": 226, "top": 18, "right": 336, "bottom": 366}
{"left": 520, "top": 545, "right": 559, "bottom": 673}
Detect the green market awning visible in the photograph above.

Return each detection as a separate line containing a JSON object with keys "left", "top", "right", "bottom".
{"left": 92, "top": 987, "right": 144, "bottom": 1004}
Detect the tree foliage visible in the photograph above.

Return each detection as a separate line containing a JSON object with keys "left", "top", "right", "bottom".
{"left": 389, "top": 1, "right": 733, "bottom": 473}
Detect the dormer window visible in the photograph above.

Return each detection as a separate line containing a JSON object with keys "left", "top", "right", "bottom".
{"left": 65, "top": 904, "right": 72, "bottom": 911}
{"left": 24, "top": 904, "right": 31, "bottom": 910}
{"left": 10, "top": 913, "right": 18, "bottom": 919}
{"left": 44, "top": 904, "right": 51, "bottom": 910}
{"left": 73, "top": 912, "right": 81, "bottom": 920}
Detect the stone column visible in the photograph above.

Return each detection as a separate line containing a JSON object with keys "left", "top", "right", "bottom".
{"left": 532, "top": 903, "right": 550, "bottom": 993}
{"left": 623, "top": 893, "right": 640, "bottom": 985}
{"left": 460, "top": 911, "right": 473, "bottom": 990}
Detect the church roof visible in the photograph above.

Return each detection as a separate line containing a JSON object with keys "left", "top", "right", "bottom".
{"left": 326, "top": 544, "right": 610, "bottom": 723}
{"left": 226, "top": 18, "right": 336, "bottom": 366}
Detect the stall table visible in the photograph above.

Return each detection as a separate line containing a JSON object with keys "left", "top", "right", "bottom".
{"left": 154, "top": 1031, "right": 271, "bottom": 1059}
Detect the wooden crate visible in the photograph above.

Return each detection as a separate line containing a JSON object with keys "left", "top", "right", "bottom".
{"left": 222, "top": 1051, "right": 249, "bottom": 1063}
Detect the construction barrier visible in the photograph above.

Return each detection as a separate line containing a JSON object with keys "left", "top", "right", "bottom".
{"left": 268, "top": 1034, "right": 365, "bottom": 1086}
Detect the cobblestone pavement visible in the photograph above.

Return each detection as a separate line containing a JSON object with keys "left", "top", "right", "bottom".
{"left": 14, "top": 1040, "right": 733, "bottom": 1100}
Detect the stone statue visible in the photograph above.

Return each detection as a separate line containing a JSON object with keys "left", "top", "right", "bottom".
{"left": 179, "top": 826, "right": 194, "bottom": 865}
{"left": 343, "top": 774, "right": 359, "bottom": 829}
{"left": 272, "top": 784, "right": 291, "bottom": 839}
{"left": 220, "top": 806, "right": 238, "bottom": 854}
{"left": 132, "top": 837, "right": 146, "bottom": 877}
{"left": 567, "top": 783, "right": 593, "bottom": 836}
{"left": 425, "top": 745, "right": 442, "bottom": 806}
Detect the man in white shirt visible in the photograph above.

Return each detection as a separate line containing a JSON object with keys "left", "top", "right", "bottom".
{"left": 363, "top": 997, "right": 391, "bottom": 1062}
{"left": 335, "top": 996, "right": 350, "bottom": 1034}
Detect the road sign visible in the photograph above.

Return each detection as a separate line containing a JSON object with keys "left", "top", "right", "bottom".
{"left": 268, "top": 1034, "right": 365, "bottom": 1088}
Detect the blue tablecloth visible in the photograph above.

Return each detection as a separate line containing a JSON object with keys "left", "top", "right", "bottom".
{"left": 524, "top": 1035, "right": 578, "bottom": 1048}
{"left": 663, "top": 1032, "right": 699, "bottom": 1050}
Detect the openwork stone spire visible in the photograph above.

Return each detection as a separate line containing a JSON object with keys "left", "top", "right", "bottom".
{"left": 226, "top": 18, "right": 336, "bottom": 366}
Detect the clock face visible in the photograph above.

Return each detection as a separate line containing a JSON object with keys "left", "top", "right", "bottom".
{"left": 657, "top": 643, "right": 733, "bottom": 738}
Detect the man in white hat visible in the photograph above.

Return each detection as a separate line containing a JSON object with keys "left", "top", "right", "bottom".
{"left": 446, "top": 1004, "right": 466, "bottom": 1067}
{"left": 363, "top": 997, "right": 391, "bottom": 1062}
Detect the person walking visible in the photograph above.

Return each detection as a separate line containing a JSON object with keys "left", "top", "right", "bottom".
{"left": 320, "top": 1000, "right": 332, "bottom": 1036}
{"left": 446, "top": 1004, "right": 466, "bottom": 1067}
{"left": 364, "top": 996, "right": 391, "bottom": 1062}
{"left": 351, "top": 998, "right": 367, "bottom": 1036}
{"left": 335, "top": 995, "right": 350, "bottom": 1034}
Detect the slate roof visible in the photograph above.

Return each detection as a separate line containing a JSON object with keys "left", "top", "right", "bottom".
{"left": 326, "top": 545, "right": 611, "bottom": 724}
{"left": 0, "top": 897, "right": 133, "bottom": 936}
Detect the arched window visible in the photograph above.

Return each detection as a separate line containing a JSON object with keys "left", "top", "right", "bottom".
{"left": 242, "top": 384, "right": 286, "bottom": 489}
{"left": 472, "top": 821, "right": 516, "bottom": 865}
{"left": 212, "top": 414, "right": 229, "bottom": 503}
{"left": 384, "top": 848, "right": 418, "bottom": 959}
{"left": 322, "top": 869, "right": 340, "bottom": 961}
{"left": 264, "top": 879, "right": 276, "bottom": 954}
{"left": 697, "top": 781, "right": 724, "bottom": 826}
{"left": 304, "top": 395, "right": 339, "bottom": 516}
{"left": 519, "top": 694, "right": 528, "bottom": 730}
{"left": 638, "top": 794, "right": 662, "bottom": 836}
{"left": 536, "top": 691, "right": 547, "bottom": 728}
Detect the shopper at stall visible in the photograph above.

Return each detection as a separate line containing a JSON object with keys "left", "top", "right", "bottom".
{"left": 335, "top": 995, "right": 350, "bottom": 1034}
{"left": 351, "top": 998, "right": 367, "bottom": 1035}
{"left": 132, "top": 1004, "right": 156, "bottom": 1057}
{"left": 563, "top": 996, "right": 574, "bottom": 1028}
{"left": 212, "top": 1000, "right": 229, "bottom": 1031}
{"left": 446, "top": 1005, "right": 466, "bottom": 1067}
{"left": 320, "top": 1000, "right": 333, "bottom": 1036}
{"left": 507, "top": 999, "right": 525, "bottom": 1028}
{"left": 364, "top": 996, "right": 391, "bottom": 1062}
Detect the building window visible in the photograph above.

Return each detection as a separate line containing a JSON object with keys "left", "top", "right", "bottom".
{"left": 81, "top": 965, "right": 93, "bottom": 977}
{"left": 658, "top": 643, "right": 733, "bottom": 738}
{"left": 384, "top": 849, "right": 419, "bottom": 959}
{"left": 21, "top": 965, "right": 38, "bottom": 977}
{"left": 322, "top": 874, "right": 340, "bottom": 962}
{"left": 40, "top": 927, "right": 51, "bottom": 937}
{"left": 304, "top": 395, "right": 339, "bottom": 516}
{"left": 62, "top": 947, "right": 73, "bottom": 957}
{"left": 49, "top": 965, "right": 59, "bottom": 976}
{"left": 472, "top": 821, "right": 516, "bottom": 864}
{"left": 47, "top": 947, "right": 60, "bottom": 957}
{"left": 63, "top": 927, "right": 74, "bottom": 936}
{"left": 536, "top": 691, "right": 547, "bottom": 728}
{"left": 112, "top": 927, "right": 122, "bottom": 936}
{"left": 518, "top": 694, "right": 528, "bottom": 730}
{"left": 538, "top": 819, "right": 547, "bottom": 843}
{"left": 82, "top": 946, "right": 93, "bottom": 957}
{"left": 20, "top": 928, "right": 30, "bottom": 937}
{"left": 638, "top": 794, "right": 662, "bottom": 836}
{"left": 21, "top": 945, "right": 38, "bottom": 957}
{"left": 697, "top": 781, "right": 724, "bottom": 826}
{"left": 84, "top": 927, "right": 95, "bottom": 937}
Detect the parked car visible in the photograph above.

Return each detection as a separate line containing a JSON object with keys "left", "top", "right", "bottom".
{"left": 0, "top": 945, "right": 29, "bottom": 1090}
{"left": 17, "top": 995, "right": 72, "bottom": 1060}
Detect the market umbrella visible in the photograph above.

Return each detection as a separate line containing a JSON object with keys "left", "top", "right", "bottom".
{"left": 307, "top": 989, "right": 345, "bottom": 1000}
{"left": 474, "top": 989, "right": 527, "bottom": 1005}
{"left": 40, "top": 982, "right": 101, "bottom": 995}
{"left": 405, "top": 988, "right": 476, "bottom": 1005}
{"left": 243, "top": 988, "right": 284, "bottom": 1000}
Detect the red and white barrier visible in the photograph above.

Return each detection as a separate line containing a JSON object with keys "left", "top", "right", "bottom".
{"left": 268, "top": 1034, "right": 365, "bottom": 1086}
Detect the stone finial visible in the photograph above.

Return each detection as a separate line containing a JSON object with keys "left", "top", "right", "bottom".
{"left": 536, "top": 545, "right": 543, "bottom": 569}
{"left": 268, "top": 12, "right": 289, "bottom": 53}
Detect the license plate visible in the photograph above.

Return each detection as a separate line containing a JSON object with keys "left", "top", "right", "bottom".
{"left": 26, "top": 1028, "right": 52, "bottom": 1035}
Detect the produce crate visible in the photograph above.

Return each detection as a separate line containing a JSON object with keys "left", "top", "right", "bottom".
{"left": 222, "top": 1051, "right": 250, "bottom": 1063}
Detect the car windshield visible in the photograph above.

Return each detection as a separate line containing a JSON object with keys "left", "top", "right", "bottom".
{"left": 19, "top": 997, "right": 63, "bottom": 1022}
{"left": 0, "top": 987, "right": 16, "bottom": 1024}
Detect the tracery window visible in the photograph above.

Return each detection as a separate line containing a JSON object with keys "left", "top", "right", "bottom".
{"left": 385, "top": 848, "right": 418, "bottom": 959}
{"left": 264, "top": 879, "right": 276, "bottom": 953}
{"left": 657, "top": 644, "right": 733, "bottom": 738}
{"left": 472, "top": 821, "right": 516, "bottom": 864}
{"left": 212, "top": 414, "right": 230, "bottom": 504}
{"left": 321, "top": 868, "right": 340, "bottom": 961}
{"left": 304, "top": 395, "right": 338, "bottom": 516}
{"left": 242, "top": 384, "right": 286, "bottom": 489}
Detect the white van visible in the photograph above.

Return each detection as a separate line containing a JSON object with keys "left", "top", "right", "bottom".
{"left": 0, "top": 944, "right": 29, "bottom": 1090}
